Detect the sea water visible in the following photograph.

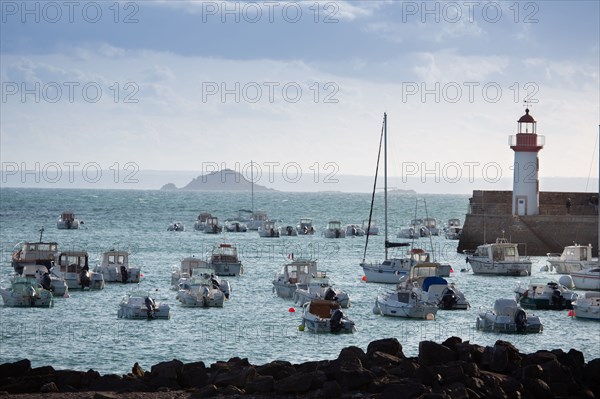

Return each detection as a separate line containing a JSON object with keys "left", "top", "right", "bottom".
{"left": 0, "top": 188, "right": 598, "bottom": 374}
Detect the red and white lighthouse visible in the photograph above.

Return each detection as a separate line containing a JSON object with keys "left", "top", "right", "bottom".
{"left": 510, "top": 108, "right": 545, "bottom": 215}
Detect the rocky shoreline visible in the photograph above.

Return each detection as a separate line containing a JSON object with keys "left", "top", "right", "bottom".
{"left": 1, "top": 337, "right": 599, "bottom": 398}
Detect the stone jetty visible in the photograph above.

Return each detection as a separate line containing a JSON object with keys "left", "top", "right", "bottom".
{"left": 1, "top": 337, "right": 599, "bottom": 398}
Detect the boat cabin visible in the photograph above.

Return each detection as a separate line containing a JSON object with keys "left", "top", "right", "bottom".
{"left": 559, "top": 244, "right": 593, "bottom": 262}
{"left": 448, "top": 218, "right": 461, "bottom": 227}
{"left": 211, "top": 244, "right": 239, "bottom": 263}
{"left": 281, "top": 260, "right": 317, "bottom": 284}
{"left": 60, "top": 212, "right": 75, "bottom": 222}
{"left": 13, "top": 242, "right": 58, "bottom": 264}
{"left": 476, "top": 238, "right": 520, "bottom": 261}
{"left": 57, "top": 251, "right": 89, "bottom": 273}
{"left": 327, "top": 221, "right": 342, "bottom": 230}
{"left": 101, "top": 250, "right": 129, "bottom": 267}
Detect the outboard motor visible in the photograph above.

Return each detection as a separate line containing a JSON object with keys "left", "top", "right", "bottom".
{"left": 551, "top": 289, "right": 564, "bottom": 309}
{"left": 514, "top": 308, "right": 527, "bottom": 332}
{"left": 330, "top": 309, "right": 344, "bottom": 333}
{"left": 120, "top": 265, "right": 129, "bottom": 283}
{"left": 79, "top": 266, "right": 91, "bottom": 290}
{"left": 324, "top": 287, "right": 338, "bottom": 301}
{"left": 144, "top": 296, "right": 156, "bottom": 319}
{"left": 335, "top": 229, "right": 340, "bottom": 238}
{"left": 439, "top": 287, "right": 458, "bottom": 310}
{"left": 210, "top": 274, "right": 220, "bottom": 290}
{"left": 287, "top": 226, "right": 293, "bottom": 236}
{"left": 41, "top": 272, "right": 52, "bottom": 291}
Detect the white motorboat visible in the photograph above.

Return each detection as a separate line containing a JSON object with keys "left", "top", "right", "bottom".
{"left": 11, "top": 231, "right": 58, "bottom": 275}
{"left": 94, "top": 250, "right": 141, "bottom": 283}
{"left": 397, "top": 219, "right": 428, "bottom": 239}
{"left": 571, "top": 292, "right": 600, "bottom": 320}
{"left": 419, "top": 275, "right": 469, "bottom": 310}
{"left": 209, "top": 243, "right": 243, "bottom": 276}
{"left": 19, "top": 264, "right": 68, "bottom": 297}
{"left": 193, "top": 213, "right": 212, "bottom": 231}
{"left": 57, "top": 211, "right": 80, "bottom": 229}
{"left": 167, "top": 222, "right": 185, "bottom": 232}
{"left": 345, "top": 224, "right": 365, "bottom": 237}
{"left": 224, "top": 220, "right": 247, "bottom": 232}
{"left": 51, "top": 251, "right": 105, "bottom": 290}
{"left": 279, "top": 225, "right": 298, "bottom": 237}
{"left": 514, "top": 278, "right": 578, "bottom": 310}
{"left": 466, "top": 238, "right": 532, "bottom": 276}
{"left": 322, "top": 220, "right": 345, "bottom": 238}
{"left": 203, "top": 216, "right": 223, "bottom": 234}
{"left": 0, "top": 277, "right": 54, "bottom": 307}
{"left": 423, "top": 218, "right": 439, "bottom": 236}
{"left": 176, "top": 270, "right": 229, "bottom": 307}
{"left": 171, "top": 256, "right": 209, "bottom": 288}
{"left": 476, "top": 298, "right": 543, "bottom": 333}
{"left": 362, "top": 219, "right": 379, "bottom": 235}
{"left": 373, "top": 286, "right": 438, "bottom": 319}
{"left": 246, "top": 211, "right": 268, "bottom": 230}
{"left": 293, "top": 271, "right": 350, "bottom": 308}
{"left": 296, "top": 218, "right": 315, "bottom": 235}
{"left": 258, "top": 221, "right": 280, "bottom": 237}
{"left": 118, "top": 291, "right": 171, "bottom": 319}
{"left": 444, "top": 218, "right": 462, "bottom": 240}
{"left": 301, "top": 299, "right": 355, "bottom": 334}
{"left": 362, "top": 247, "right": 451, "bottom": 284}
{"left": 570, "top": 267, "right": 600, "bottom": 290}
{"left": 273, "top": 259, "right": 317, "bottom": 298}
{"left": 546, "top": 244, "right": 596, "bottom": 274}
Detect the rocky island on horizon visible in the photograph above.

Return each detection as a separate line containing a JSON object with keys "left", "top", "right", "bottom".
{"left": 160, "top": 169, "right": 277, "bottom": 192}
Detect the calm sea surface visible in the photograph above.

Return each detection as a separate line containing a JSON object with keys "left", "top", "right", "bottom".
{"left": 1, "top": 188, "right": 598, "bottom": 374}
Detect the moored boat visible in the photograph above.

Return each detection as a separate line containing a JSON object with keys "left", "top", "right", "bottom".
{"left": 118, "top": 291, "right": 171, "bottom": 319}
{"left": 571, "top": 292, "right": 600, "bottom": 320}
{"left": 570, "top": 267, "right": 600, "bottom": 291}
{"left": 466, "top": 238, "right": 531, "bottom": 276}
{"left": 273, "top": 259, "right": 317, "bottom": 298}
{"left": 476, "top": 298, "right": 543, "bottom": 333}
{"left": 51, "top": 251, "right": 105, "bottom": 290}
{"left": 547, "top": 244, "right": 595, "bottom": 274}
{"left": 94, "top": 250, "right": 141, "bottom": 283}
{"left": 57, "top": 211, "right": 80, "bottom": 229}
{"left": 301, "top": 299, "right": 355, "bottom": 334}
{"left": 514, "top": 278, "right": 578, "bottom": 310}
{"left": 293, "top": 271, "right": 350, "bottom": 308}
{"left": 0, "top": 277, "right": 54, "bottom": 307}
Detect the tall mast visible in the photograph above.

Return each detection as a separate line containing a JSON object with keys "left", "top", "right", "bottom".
{"left": 384, "top": 112, "right": 388, "bottom": 260}
{"left": 251, "top": 160, "right": 254, "bottom": 214}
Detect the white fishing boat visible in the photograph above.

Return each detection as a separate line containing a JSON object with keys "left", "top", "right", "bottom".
{"left": 362, "top": 219, "right": 379, "bottom": 235}
{"left": 19, "top": 264, "right": 68, "bottom": 297}
{"left": 176, "top": 270, "right": 229, "bottom": 307}
{"left": 514, "top": 278, "right": 578, "bottom": 310}
{"left": 466, "top": 238, "right": 532, "bottom": 276}
{"left": 210, "top": 243, "right": 243, "bottom": 276}
{"left": 273, "top": 259, "right": 317, "bottom": 298}
{"left": 193, "top": 213, "right": 212, "bottom": 231}
{"left": 0, "top": 277, "right": 54, "bottom": 307}
{"left": 57, "top": 211, "right": 80, "bottom": 229}
{"left": 94, "top": 250, "right": 141, "bottom": 283}
{"left": 345, "top": 224, "right": 365, "bottom": 237}
{"left": 258, "top": 220, "right": 280, "bottom": 237}
{"left": 301, "top": 299, "right": 355, "bottom": 334}
{"left": 171, "top": 256, "right": 208, "bottom": 288}
{"left": 476, "top": 298, "right": 543, "bottom": 333}
{"left": 444, "top": 218, "right": 463, "bottom": 240}
{"left": 247, "top": 211, "right": 269, "bottom": 231}
{"left": 11, "top": 229, "right": 59, "bottom": 275}
{"left": 118, "top": 291, "right": 171, "bottom": 320}
{"left": 293, "top": 271, "right": 350, "bottom": 308}
{"left": 167, "top": 222, "right": 185, "bottom": 232}
{"left": 397, "top": 219, "right": 428, "bottom": 239}
{"left": 279, "top": 225, "right": 298, "bottom": 237}
{"left": 423, "top": 218, "right": 439, "bottom": 236}
{"left": 546, "top": 244, "right": 595, "bottom": 274}
{"left": 51, "top": 251, "right": 105, "bottom": 290}
{"left": 322, "top": 220, "right": 345, "bottom": 238}
{"left": 570, "top": 267, "right": 600, "bottom": 290}
{"left": 373, "top": 285, "right": 437, "bottom": 319}
{"left": 571, "top": 292, "right": 600, "bottom": 320}
{"left": 224, "top": 220, "right": 247, "bottom": 232}
{"left": 203, "top": 216, "right": 223, "bottom": 234}
{"left": 297, "top": 218, "right": 316, "bottom": 235}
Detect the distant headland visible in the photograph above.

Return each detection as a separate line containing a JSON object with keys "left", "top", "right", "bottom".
{"left": 160, "top": 169, "right": 276, "bottom": 191}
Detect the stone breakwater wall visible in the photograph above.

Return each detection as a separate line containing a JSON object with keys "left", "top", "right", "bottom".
{"left": 1, "top": 337, "right": 600, "bottom": 398}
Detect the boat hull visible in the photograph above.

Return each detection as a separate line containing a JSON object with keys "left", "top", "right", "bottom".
{"left": 361, "top": 263, "right": 407, "bottom": 284}
{"left": 374, "top": 295, "right": 437, "bottom": 319}
{"left": 570, "top": 271, "right": 600, "bottom": 291}
{"left": 476, "top": 312, "right": 543, "bottom": 333}
{"left": 212, "top": 262, "right": 242, "bottom": 277}
{"left": 118, "top": 304, "right": 171, "bottom": 319}
{"left": 469, "top": 260, "right": 531, "bottom": 276}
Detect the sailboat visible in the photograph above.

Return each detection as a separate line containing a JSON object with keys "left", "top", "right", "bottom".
{"left": 360, "top": 113, "right": 412, "bottom": 283}
{"left": 360, "top": 114, "right": 450, "bottom": 283}
{"left": 240, "top": 161, "right": 269, "bottom": 231}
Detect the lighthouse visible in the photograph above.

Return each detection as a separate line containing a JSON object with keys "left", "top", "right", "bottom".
{"left": 510, "top": 108, "right": 545, "bottom": 215}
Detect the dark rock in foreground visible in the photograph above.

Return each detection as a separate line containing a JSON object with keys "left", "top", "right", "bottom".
{"left": 1, "top": 337, "right": 599, "bottom": 398}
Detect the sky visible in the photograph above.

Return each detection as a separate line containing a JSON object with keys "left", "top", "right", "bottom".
{"left": 1, "top": 0, "right": 599, "bottom": 193}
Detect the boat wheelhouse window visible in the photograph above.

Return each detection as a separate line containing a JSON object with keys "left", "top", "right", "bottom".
{"left": 118, "top": 255, "right": 125, "bottom": 264}
{"left": 504, "top": 247, "right": 516, "bottom": 257}
{"left": 108, "top": 255, "right": 116, "bottom": 264}
{"left": 580, "top": 247, "right": 588, "bottom": 260}
{"left": 493, "top": 247, "right": 504, "bottom": 261}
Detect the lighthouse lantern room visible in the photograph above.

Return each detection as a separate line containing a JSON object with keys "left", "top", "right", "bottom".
{"left": 509, "top": 108, "right": 545, "bottom": 216}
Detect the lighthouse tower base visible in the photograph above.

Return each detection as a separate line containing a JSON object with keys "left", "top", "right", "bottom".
{"left": 457, "top": 190, "right": 598, "bottom": 256}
